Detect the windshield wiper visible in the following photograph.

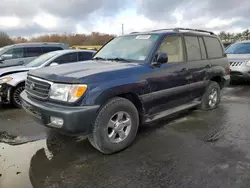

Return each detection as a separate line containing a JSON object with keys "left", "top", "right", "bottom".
{"left": 106, "top": 58, "right": 131, "bottom": 62}
{"left": 93, "top": 57, "right": 107, "bottom": 61}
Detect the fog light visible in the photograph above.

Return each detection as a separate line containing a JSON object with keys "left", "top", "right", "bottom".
{"left": 50, "top": 116, "right": 64, "bottom": 128}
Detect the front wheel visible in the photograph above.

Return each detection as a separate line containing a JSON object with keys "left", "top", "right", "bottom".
{"left": 88, "top": 97, "right": 139, "bottom": 154}
{"left": 198, "top": 81, "right": 221, "bottom": 111}
{"left": 11, "top": 84, "right": 25, "bottom": 108}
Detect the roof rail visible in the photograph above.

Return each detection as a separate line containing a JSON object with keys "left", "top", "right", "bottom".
{"left": 150, "top": 28, "right": 215, "bottom": 35}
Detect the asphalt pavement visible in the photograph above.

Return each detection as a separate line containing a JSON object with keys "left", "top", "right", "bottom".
{"left": 1, "top": 83, "right": 250, "bottom": 188}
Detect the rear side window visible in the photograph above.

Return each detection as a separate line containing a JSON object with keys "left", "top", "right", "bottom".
{"left": 42, "top": 47, "right": 63, "bottom": 53}
{"left": 203, "top": 37, "right": 223, "bottom": 59}
{"left": 54, "top": 53, "right": 78, "bottom": 64}
{"left": 78, "top": 52, "right": 94, "bottom": 61}
{"left": 184, "top": 36, "right": 201, "bottom": 61}
{"left": 24, "top": 47, "right": 43, "bottom": 57}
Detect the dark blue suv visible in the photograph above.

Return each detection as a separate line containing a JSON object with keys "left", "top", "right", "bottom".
{"left": 21, "top": 28, "right": 230, "bottom": 154}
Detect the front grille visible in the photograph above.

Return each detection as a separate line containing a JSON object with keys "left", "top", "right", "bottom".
{"left": 230, "top": 61, "right": 245, "bottom": 66}
{"left": 25, "top": 76, "right": 51, "bottom": 100}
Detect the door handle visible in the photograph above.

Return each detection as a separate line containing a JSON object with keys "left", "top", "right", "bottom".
{"left": 206, "top": 64, "right": 212, "bottom": 68}
{"left": 180, "top": 68, "right": 188, "bottom": 72}
{"left": 19, "top": 61, "right": 24, "bottom": 64}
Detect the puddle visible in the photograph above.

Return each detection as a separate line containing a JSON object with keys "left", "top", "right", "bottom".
{"left": 0, "top": 139, "right": 45, "bottom": 188}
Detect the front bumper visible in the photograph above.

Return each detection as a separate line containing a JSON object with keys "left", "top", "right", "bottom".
{"left": 230, "top": 66, "right": 250, "bottom": 80}
{"left": 0, "top": 84, "right": 12, "bottom": 104}
{"left": 20, "top": 91, "right": 100, "bottom": 135}
{"left": 230, "top": 71, "right": 250, "bottom": 80}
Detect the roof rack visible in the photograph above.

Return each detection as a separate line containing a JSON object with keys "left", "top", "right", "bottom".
{"left": 149, "top": 28, "right": 215, "bottom": 35}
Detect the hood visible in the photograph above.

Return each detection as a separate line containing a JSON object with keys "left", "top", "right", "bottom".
{"left": 0, "top": 66, "right": 35, "bottom": 77}
{"left": 227, "top": 54, "right": 250, "bottom": 61}
{"left": 28, "top": 60, "right": 144, "bottom": 83}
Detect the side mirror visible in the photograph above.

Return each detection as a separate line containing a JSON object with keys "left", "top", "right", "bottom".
{"left": 155, "top": 52, "right": 168, "bottom": 64}
{"left": 50, "top": 62, "right": 59, "bottom": 66}
{"left": 1, "top": 54, "right": 13, "bottom": 61}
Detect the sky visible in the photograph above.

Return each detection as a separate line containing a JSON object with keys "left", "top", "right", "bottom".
{"left": 0, "top": 0, "right": 250, "bottom": 37}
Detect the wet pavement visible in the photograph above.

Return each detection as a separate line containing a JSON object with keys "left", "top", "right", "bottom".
{"left": 1, "top": 84, "right": 250, "bottom": 188}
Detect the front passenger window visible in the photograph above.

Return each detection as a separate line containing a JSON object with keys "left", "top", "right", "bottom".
{"left": 157, "top": 36, "right": 184, "bottom": 62}
{"left": 3, "top": 48, "right": 24, "bottom": 59}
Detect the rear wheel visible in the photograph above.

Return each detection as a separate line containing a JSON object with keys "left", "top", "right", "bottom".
{"left": 88, "top": 97, "right": 139, "bottom": 154}
{"left": 11, "top": 84, "right": 25, "bottom": 108}
{"left": 198, "top": 81, "right": 221, "bottom": 111}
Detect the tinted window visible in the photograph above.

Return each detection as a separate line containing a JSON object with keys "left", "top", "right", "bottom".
{"left": 42, "top": 47, "right": 63, "bottom": 53}
{"left": 78, "top": 52, "right": 94, "bottom": 61}
{"left": 157, "top": 36, "right": 184, "bottom": 62}
{"left": 199, "top": 37, "right": 207, "bottom": 59}
{"left": 204, "top": 37, "right": 223, "bottom": 58}
{"left": 54, "top": 53, "right": 77, "bottom": 64}
{"left": 24, "top": 47, "right": 43, "bottom": 57}
{"left": 225, "top": 42, "right": 250, "bottom": 54}
{"left": 3, "top": 48, "right": 24, "bottom": 59}
{"left": 184, "top": 36, "right": 201, "bottom": 61}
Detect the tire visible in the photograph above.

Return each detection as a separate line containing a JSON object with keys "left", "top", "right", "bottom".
{"left": 11, "top": 84, "right": 25, "bottom": 108}
{"left": 198, "top": 81, "right": 221, "bottom": 111}
{"left": 88, "top": 97, "right": 139, "bottom": 154}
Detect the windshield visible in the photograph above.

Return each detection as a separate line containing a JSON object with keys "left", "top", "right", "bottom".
{"left": 225, "top": 42, "right": 250, "bottom": 54}
{"left": 93, "top": 34, "right": 160, "bottom": 62}
{"left": 25, "top": 51, "right": 61, "bottom": 67}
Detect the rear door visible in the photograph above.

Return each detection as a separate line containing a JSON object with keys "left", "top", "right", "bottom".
{"left": 183, "top": 35, "right": 210, "bottom": 99}
{"left": 23, "top": 47, "right": 43, "bottom": 64}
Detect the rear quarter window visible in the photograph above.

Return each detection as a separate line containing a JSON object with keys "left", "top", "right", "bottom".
{"left": 203, "top": 37, "right": 223, "bottom": 59}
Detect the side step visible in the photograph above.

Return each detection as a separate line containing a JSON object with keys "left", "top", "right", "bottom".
{"left": 145, "top": 100, "right": 201, "bottom": 123}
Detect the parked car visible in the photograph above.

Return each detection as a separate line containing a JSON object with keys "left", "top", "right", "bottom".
{"left": 225, "top": 40, "right": 250, "bottom": 81}
{"left": 0, "top": 49, "right": 96, "bottom": 108}
{"left": 20, "top": 28, "right": 230, "bottom": 154}
{"left": 0, "top": 42, "right": 69, "bottom": 68}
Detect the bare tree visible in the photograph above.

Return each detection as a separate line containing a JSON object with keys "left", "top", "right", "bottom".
{"left": 0, "top": 31, "right": 14, "bottom": 47}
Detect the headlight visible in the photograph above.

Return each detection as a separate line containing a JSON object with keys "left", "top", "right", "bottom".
{"left": 49, "top": 83, "right": 87, "bottom": 102}
{"left": 0, "top": 77, "right": 13, "bottom": 84}
{"left": 246, "top": 61, "right": 250, "bottom": 66}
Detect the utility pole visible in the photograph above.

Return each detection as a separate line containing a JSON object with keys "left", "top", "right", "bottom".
{"left": 122, "top": 24, "right": 124, "bottom": 35}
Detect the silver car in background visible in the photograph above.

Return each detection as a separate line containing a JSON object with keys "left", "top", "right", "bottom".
{"left": 226, "top": 41, "right": 250, "bottom": 81}
{"left": 0, "top": 42, "right": 69, "bottom": 68}
{"left": 0, "top": 49, "right": 96, "bottom": 107}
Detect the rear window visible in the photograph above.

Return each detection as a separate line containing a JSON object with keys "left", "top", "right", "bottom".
{"left": 203, "top": 37, "right": 223, "bottom": 59}
{"left": 42, "top": 46, "right": 63, "bottom": 53}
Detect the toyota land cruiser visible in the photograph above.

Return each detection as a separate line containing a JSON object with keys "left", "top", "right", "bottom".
{"left": 21, "top": 28, "right": 230, "bottom": 154}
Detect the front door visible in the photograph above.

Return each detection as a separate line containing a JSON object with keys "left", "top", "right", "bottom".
{"left": 144, "top": 35, "right": 192, "bottom": 115}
